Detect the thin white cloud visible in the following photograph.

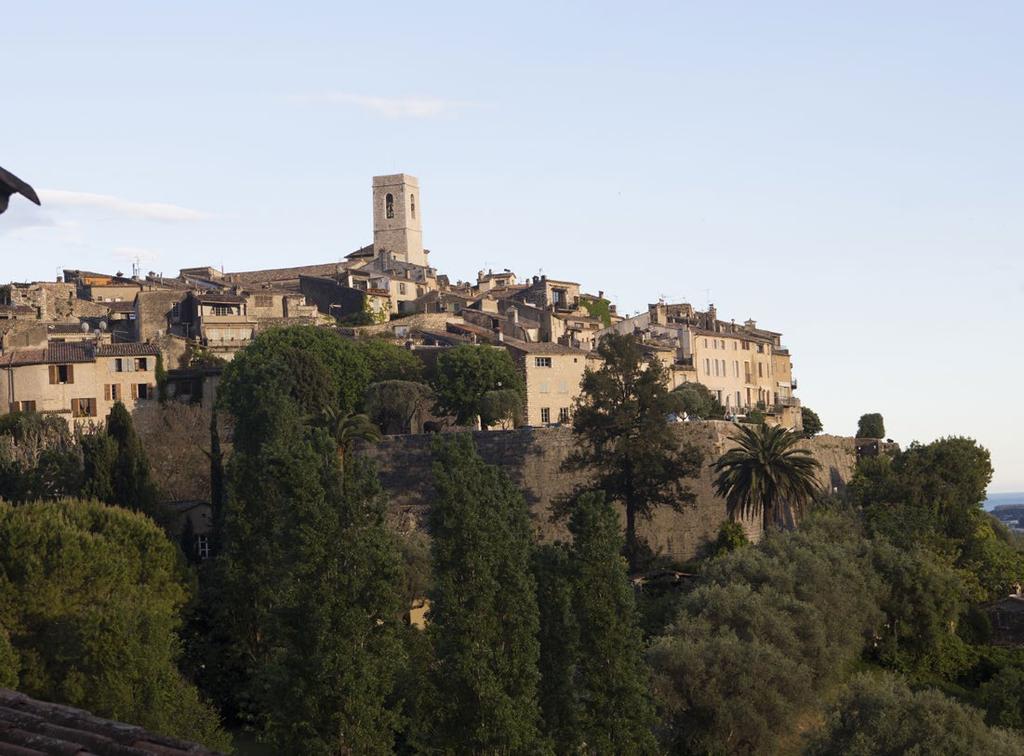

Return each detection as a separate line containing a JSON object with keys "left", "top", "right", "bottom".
{"left": 291, "top": 92, "right": 473, "bottom": 118}
{"left": 39, "top": 190, "right": 210, "bottom": 222}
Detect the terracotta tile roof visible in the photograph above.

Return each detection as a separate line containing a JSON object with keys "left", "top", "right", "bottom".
{"left": 45, "top": 342, "right": 96, "bottom": 364}
{"left": 104, "top": 301, "right": 137, "bottom": 313}
{"left": 96, "top": 343, "right": 161, "bottom": 357}
{"left": 0, "top": 342, "right": 158, "bottom": 366}
{"left": 502, "top": 338, "right": 586, "bottom": 355}
{"left": 0, "top": 688, "right": 223, "bottom": 755}
{"left": 191, "top": 292, "right": 247, "bottom": 305}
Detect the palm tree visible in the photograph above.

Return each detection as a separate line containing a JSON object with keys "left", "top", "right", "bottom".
{"left": 320, "top": 408, "right": 382, "bottom": 471}
{"left": 712, "top": 423, "right": 822, "bottom": 532}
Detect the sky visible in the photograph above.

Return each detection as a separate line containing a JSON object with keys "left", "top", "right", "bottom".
{"left": 2, "top": 2, "right": 1022, "bottom": 490}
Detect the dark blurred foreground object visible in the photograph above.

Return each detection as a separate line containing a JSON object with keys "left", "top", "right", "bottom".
{"left": 0, "top": 165, "right": 41, "bottom": 215}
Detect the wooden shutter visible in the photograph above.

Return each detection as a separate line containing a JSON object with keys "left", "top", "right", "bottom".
{"left": 104, "top": 384, "right": 111, "bottom": 401}
{"left": 71, "top": 399, "right": 79, "bottom": 417}
{"left": 131, "top": 383, "right": 138, "bottom": 400}
{"left": 66, "top": 364, "right": 74, "bottom": 384}
{"left": 49, "top": 365, "right": 57, "bottom": 384}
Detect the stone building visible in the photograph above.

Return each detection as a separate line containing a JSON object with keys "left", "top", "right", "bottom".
{"left": 600, "top": 302, "right": 802, "bottom": 429}
{"left": 0, "top": 341, "right": 159, "bottom": 423}
{"left": 504, "top": 339, "right": 589, "bottom": 427}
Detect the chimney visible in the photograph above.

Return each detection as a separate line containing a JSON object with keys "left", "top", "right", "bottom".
{"left": 512, "top": 308, "right": 519, "bottom": 324}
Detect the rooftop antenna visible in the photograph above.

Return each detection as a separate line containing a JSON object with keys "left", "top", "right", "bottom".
{"left": 703, "top": 288, "right": 711, "bottom": 308}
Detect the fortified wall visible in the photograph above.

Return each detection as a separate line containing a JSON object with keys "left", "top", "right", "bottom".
{"left": 358, "top": 422, "right": 857, "bottom": 562}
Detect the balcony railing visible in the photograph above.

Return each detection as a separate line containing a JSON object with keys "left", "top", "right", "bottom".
{"left": 775, "top": 396, "right": 801, "bottom": 408}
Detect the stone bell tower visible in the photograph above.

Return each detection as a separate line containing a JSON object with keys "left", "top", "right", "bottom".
{"left": 372, "top": 174, "right": 427, "bottom": 267}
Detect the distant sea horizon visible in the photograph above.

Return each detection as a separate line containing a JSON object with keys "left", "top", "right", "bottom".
{"left": 985, "top": 491, "right": 1024, "bottom": 511}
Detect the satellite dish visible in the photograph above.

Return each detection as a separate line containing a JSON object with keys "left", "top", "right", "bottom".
{"left": 98, "top": 320, "right": 108, "bottom": 332}
{"left": 80, "top": 322, "right": 90, "bottom": 333}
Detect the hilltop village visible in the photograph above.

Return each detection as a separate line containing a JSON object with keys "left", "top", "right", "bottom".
{"left": 0, "top": 173, "right": 802, "bottom": 432}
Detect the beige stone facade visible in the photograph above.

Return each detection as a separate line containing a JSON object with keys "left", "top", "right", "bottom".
{"left": 600, "top": 302, "right": 802, "bottom": 429}
{"left": 504, "top": 340, "right": 588, "bottom": 427}
{"left": 1, "top": 342, "right": 159, "bottom": 424}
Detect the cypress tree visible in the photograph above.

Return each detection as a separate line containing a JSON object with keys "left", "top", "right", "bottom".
{"left": 424, "top": 434, "right": 544, "bottom": 753}
{"left": 105, "top": 401, "right": 160, "bottom": 516}
{"left": 568, "top": 492, "right": 658, "bottom": 754}
{"left": 533, "top": 543, "right": 581, "bottom": 752}
{"left": 210, "top": 350, "right": 406, "bottom": 752}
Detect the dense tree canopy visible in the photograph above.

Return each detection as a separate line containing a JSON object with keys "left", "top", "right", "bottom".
{"left": 800, "top": 406, "right": 823, "bottom": 437}
{"left": 0, "top": 500, "right": 229, "bottom": 750}
{"left": 562, "top": 332, "right": 703, "bottom": 568}
{"left": 857, "top": 412, "right": 885, "bottom": 439}
{"left": 807, "top": 673, "right": 1024, "bottom": 755}
{"left": 672, "top": 381, "right": 725, "bottom": 420}
{"left": 430, "top": 344, "right": 524, "bottom": 426}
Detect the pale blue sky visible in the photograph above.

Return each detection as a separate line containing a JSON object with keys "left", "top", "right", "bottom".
{"left": 2, "top": 2, "right": 1022, "bottom": 489}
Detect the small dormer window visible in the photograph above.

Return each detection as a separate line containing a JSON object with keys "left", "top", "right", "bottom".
{"left": 385, "top": 193, "right": 395, "bottom": 219}
{"left": 410, "top": 194, "right": 416, "bottom": 218}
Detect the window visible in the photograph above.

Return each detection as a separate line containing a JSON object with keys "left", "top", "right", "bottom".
{"left": 113, "top": 358, "right": 126, "bottom": 373}
{"left": 758, "top": 363, "right": 764, "bottom": 378}
{"left": 49, "top": 364, "right": 74, "bottom": 385}
{"left": 734, "top": 361, "right": 739, "bottom": 377}
{"left": 10, "top": 400, "right": 35, "bottom": 412}
{"left": 254, "top": 294, "right": 273, "bottom": 308}
{"left": 558, "top": 407, "right": 570, "bottom": 423}
{"left": 399, "top": 282, "right": 407, "bottom": 295}
{"left": 171, "top": 302, "right": 181, "bottom": 320}
{"left": 733, "top": 342, "right": 738, "bottom": 350}
{"left": 134, "top": 357, "right": 149, "bottom": 371}
{"left": 704, "top": 338, "right": 708, "bottom": 348}
{"left": 104, "top": 384, "right": 122, "bottom": 401}
{"left": 736, "top": 391, "right": 742, "bottom": 406}
{"left": 385, "top": 193, "right": 395, "bottom": 219}
{"left": 535, "top": 357, "right": 552, "bottom": 368}
{"left": 539, "top": 382, "right": 550, "bottom": 394}
{"left": 704, "top": 358, "right": 711, "bottom": 375}
{"left": 410, "top": 194, "right": 416, "bottom": 219}
{"left": 195, "top": 534, "right": 210, "bottom": 561}
{"left": 133, "top": 383, "right": 151, "bottom": 400}
{"left": 557, "top": 381, "right": 568, "bottom": 393}
{"left": 71, "top": 398, "right": 97, "bottom": 418}
{"left": 540, "top": 407, "right": 551, "bottom": 424}
{"left": 211, "top": 305, "right": 234, "bottom": 316}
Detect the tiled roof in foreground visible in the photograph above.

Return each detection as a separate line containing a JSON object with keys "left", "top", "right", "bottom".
{"left": 0, "top": 688, "right": 223, "bottom": 755}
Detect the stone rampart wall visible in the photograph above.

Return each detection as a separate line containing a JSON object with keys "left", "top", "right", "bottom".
{"left": 358, "top": 423, "right": 856, "bottom": 562}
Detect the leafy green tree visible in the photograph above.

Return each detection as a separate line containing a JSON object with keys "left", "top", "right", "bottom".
{"left": 807, "top": 673, "right": 1024, "bottom": 755}
{"left": 430, "top": 344, "right": 524, "bottom": 426}
{"left": 0, "top": 500, "right": 230, "bottom": 751}
{"left": 481, "top": 387, "right": 524, "bottom": 429}
{"left": 106, "top": 401, "right": 161, "bottom": 517}
{"left": 364, "top": 380, "right": 433, "bottom": 434}
{"left": 672, "top": 381, "right": 725, "bottom": 419}
{"left": 423, "top": 434, "right": 543, "bottom": 753}
{"left": 708, "top": 519, "right": 750, "bottom": 558}
{"left": 561, "top": 333, "right": 703, "bottom": 568}
{"left": 980, "top": 665, "right": 1024, "bottom": 730}
{"left": 712, "top": 423, "right": 821, "bottom": 531}
{"left": 801, "top": 406, "right": 823, "bottom": 437}
{"left": 355, "top": 337, "right": 424, "bottom": 382}
{"left": 648, "top": 510, "right": 883, "bottom": 754}
{"left": 221, "top": 326, "right": 373, "bottom": 421}
{"left": 0, "top": 412, "right": 81, "bottom": 503}
{"left": 567, "top": 492, "right": 658, "bottom": 753}
{"left": 857, "top": 412, "right": 885, "bottom": 439}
